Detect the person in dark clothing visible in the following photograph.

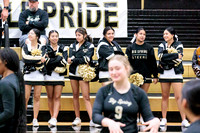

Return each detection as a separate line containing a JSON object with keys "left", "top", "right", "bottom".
{"left": 192, "top": 46, "right": 200, "bottom": 79}
{"left": 126, "top": 27, "right": 158, "bottom": 93}
{"left": 92, "top": 55, "right": 160, "bottom": 133}
{"left": 67, "top": 27, "right": 98, "bottom": 127}
{"left": 18, "top": 0, "right": 49, "bottom": 47}
{"left": 158, "top": 27, "right": 190, "bottom": 127}
{"left": 0, "top": 48, "right": 26, "bottom": 133}
{"left": 44, "top": 30, "right": 68, "bottom": 127}
{"left": 96, "top": 26, "right": 124, "bottom": 86}
{"left": 181, "top": 80, "right": 200, "bottom": 133}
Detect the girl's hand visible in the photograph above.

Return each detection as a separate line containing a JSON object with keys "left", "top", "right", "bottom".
{"left": 68, "top": 58, "right": 72, "bottom": 64}
{"left": 143, "top": 118, "right": 160, "bottom": 133}
{"left": 108, "top": 121, "right": 126, "bottom": 133}
{"left": 41, "top": 57, "right": 46, "bottom": 63}
{"left": 153, "top": 78, "right": 158, "bottom": 84}
{"left": 178, "top": 53, "right": 182, "bottom": 59}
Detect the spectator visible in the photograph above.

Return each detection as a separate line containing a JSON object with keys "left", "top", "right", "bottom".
{"left": 18, "top": 0, "right": 48, "bottom": 47}
{"left": 181, "top": 80, "right": 200, "bottom": 133}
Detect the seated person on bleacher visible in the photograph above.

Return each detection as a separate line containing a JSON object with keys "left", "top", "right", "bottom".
{"left": 18, "top": 0, "right": 48, "bottom": 47}
{"left": 192, "top": 46, "right": 200, "bottom": 79}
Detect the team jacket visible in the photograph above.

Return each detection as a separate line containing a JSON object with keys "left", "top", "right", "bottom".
{"left": 69, "top": 41, "right": 94, "bottom": 74}
{"left": 158, "top": 41, "right": 184, "bottom": 74}
{"left": 126, "top": 42, "right": 158, "bottom": 78}
{"left": 45, "top": 44, "right": 68, "bottom": 76}
{"left": 22, "top": 43, "right": 46, "bottom": 74}
{"left": 18, "top": 9, "right": 49, "bottom": 35}
{"left": 96, "top": 37, "right": 124, "bottom": 71}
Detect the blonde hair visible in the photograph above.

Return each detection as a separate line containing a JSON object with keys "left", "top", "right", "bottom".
{"left": 109, "top": 55, "right": 133, "bottom": 76}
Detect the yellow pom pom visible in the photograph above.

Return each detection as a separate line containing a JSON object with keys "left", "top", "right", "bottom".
{"left": 167, "top": 47, "right": 178, "bottom": 53}
{"left": 78, "top": 64, "right": 96, "bottom": 81}
{"left": 129, "top": 73, "right": 144, "bottom": 86}
{"left": 31, "top": 49, "right": 42, "bottom": 56}
{"left": 54, "top": 67, "right": 66, "bottom": 73}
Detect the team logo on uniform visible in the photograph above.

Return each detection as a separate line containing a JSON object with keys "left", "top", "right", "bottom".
{"left": 83, "top": 49, "right": 88, "bottom": 53}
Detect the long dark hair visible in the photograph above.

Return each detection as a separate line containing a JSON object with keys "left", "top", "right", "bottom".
{"left": 182, "top": 80, "right": 200, "bottom": 116}
{"left": 48, "top": 30, "right": 59, "bottom": 45}
{"left": 103, "top": 26, "right": 115, "bottom": 35}
{"left": 131, "top": 27, "right": 145, "bottom": 43}
{"left": 165, "top": 27, "right": 178, "bottom": 41}
{"left": 31, "top": 28, "right": 41, "bottom": 44}
{"left": 0, "top": 48, "right": 26, "bottom": 132}
{"left": 75, "top": 27, "right": 92, "bottom": 43}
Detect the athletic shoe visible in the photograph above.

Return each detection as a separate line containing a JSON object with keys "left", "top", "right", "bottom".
{"left": 72, "top": 125, "right": 81, "bottom": 131}
{"left": 72, "top": 117, "right": 81, "bottom": 126}
{"left": 48, "top": 118, "right": 52, "bottom": 124}
{"left": 182, "top": 119, "right": 190, "bottom": 127}
{"left": 90, "top": 120, "right": 101, "bottom": 127}
{"left": 49, "top": 118, "right": 57, "bottom": 127}
{"left": 32, "top": 118, "right": 39, "bottom": 127}
{"left": 160, "top": 118, "right": 167, "bottom": 126}
{"left": 160, "top": 125, "right": 167, "bottom": 132}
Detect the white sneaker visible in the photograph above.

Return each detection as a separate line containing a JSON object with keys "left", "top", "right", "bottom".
{"left": 49, "top": 118, "right": 57, "bottom": 127}
{"left": 48, "top": 118, "right": 52, "bottom": 124}
{"left": 160, "top": 118, "right": 167, "bottom": 126}
{"left": 90, "top": 120, "right": 101, "bottom": 127}
{"left": 72, "top": 117, "right": 81, "bottom": 126}
{"left": 160, "top": 126, "right": 167, "bottom": 132}
{"left": 182, "top": 119, "right": 190, "bottom": 127}
{"left": 72, "top": 125, "right": 81, "bottom": 131}
{"left": 32, "top": 118, "right": 39, "bottom": 127}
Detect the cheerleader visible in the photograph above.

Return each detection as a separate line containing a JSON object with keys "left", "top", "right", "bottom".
{"left": 158, "top": 27, "right": 190, "bottom": 127}
{"left": 22, "top": 28, "right": 46, "bottom": 127}
{"left": 96, "top": 26, "right": 124, "bottom": 86}
{"left": 0, "top": 48, "right": 26, "bottom": 133}
{"left": 44, "top": 30, "right": 68, "bottom": 127}
{"left": 192, "top": 46, "right": 200, "bottom": 79}
{"left": 92, "top": 55, "right": 160, "bottom": 133}
{"left": 67, "top": 27, "right": 97, "bottom": 127}
{"left": 126, "top": 27, "right": 158, "bottom": 93}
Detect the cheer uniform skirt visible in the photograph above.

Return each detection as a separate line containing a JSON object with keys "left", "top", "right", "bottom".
{"left": 98, "top": 71, "right": 111, "bottom": 83}
{"left": 44, "top": 71, "right": 65, "bottom": 86}
{"left": 24, "top": 70, "right": 45, "bottom": 85}
{"left": 159, "top": 68, "right": 183, "bottom": 83}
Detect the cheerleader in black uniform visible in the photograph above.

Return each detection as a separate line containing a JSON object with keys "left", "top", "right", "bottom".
{"left": 192, "top": 46, "right": 200, "bottom": 79}
{"left": 92, "top": 55, "right": 160, "bottom": 133}
{"left": 44, "top": 30, "right": 68, "bottom": 127}
{"left": 22, "top": 28, "right": 46, "bottom": 127}
{"left": 126, "top": 27, "right": 158, "bottom": 93}
{"left": 158, "top": 27, "right": 190, "bottom": 127}
{"left": 97, "top": 26, "right": 124, "bottom": 86}
{"left": 67, "top": 27, "right": 97, "bottom": 126}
